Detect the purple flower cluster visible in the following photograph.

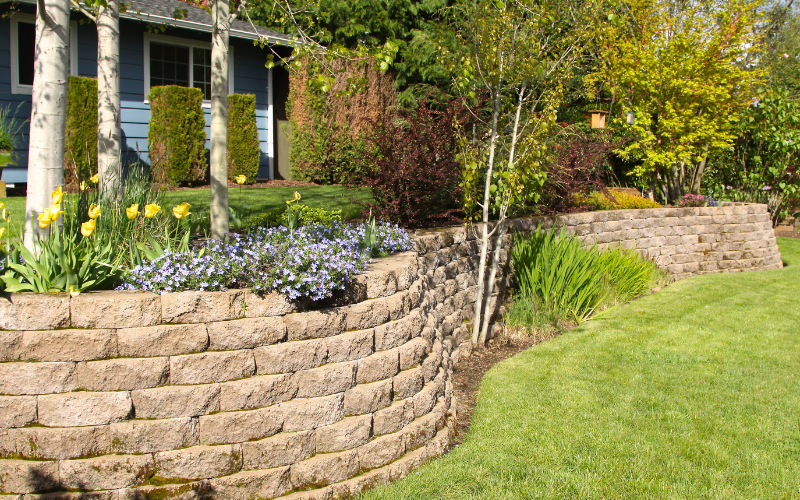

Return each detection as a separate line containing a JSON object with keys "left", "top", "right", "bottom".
{"left": 677, "top": 193, "right": 711, "bottom": 208}
{"left": 120, "top": 221, "right": 413, "bottom": 301}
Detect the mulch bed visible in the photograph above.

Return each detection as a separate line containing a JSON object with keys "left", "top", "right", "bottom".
{"left": 775, "top": 228, "right": 799, "bottom": 239}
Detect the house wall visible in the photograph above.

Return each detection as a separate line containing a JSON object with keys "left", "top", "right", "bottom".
{"left": 0, "top": 11, "right": 276, "bottom": 183}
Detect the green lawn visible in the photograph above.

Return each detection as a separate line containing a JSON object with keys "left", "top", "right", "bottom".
{"left": 363, "top": 237, "right": 800, "bottom": 500}
{"left": 0, "top": 184, "right": 370, "bottom": 238}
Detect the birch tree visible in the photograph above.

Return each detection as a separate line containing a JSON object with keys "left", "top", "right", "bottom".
{"left": 24, "top": 0, "right": 71, "bottom": 248}
{"left": 451, "top": 0, "right": 588, "bottom": 344}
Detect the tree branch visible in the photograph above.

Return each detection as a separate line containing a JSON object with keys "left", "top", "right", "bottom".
{"left": 70, "top": 0, "right": 97, "bottom": 22}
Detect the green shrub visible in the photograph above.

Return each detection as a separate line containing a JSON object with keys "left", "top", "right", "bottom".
{"left": 227, "top": 94, "right": 260, "bottom": 184}
{"left": 583, "top": 189, "right": 663, "bottom": 210}
{"left": 148, "top": 86, "right": 207, "bottom": 185}
{"left": 243, "top": 204, "right": 343, "bottom": 232}
{"left": 65, "top": 76, "right": 98, "bottom": 184}
{"left": 244, "top": 208, "right": 285, "bottom": 232}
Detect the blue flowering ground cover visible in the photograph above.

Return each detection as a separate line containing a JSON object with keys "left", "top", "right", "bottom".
{"left": 120, "top": 222, "right": 413, "bottom": 301}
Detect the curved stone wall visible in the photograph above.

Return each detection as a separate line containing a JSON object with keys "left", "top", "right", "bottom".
{"left": 0, "top": 204, "right": 782, "bottom": 499}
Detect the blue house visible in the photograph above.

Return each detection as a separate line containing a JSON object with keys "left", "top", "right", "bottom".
{"left": 0, "top": 0, "right": 293, "bottom": 186}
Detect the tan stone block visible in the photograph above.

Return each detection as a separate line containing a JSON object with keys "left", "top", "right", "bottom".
{"left": 294, "top": 361, "right": 357, "bottom": 398}
{"left": 131, "top": 384, "right": 220, "bottom": 419}
{"left": 154, "top": 444, "right": 242, "bottom": 481}
{"left": 284, "top": 309, "right": 345, "bottom": 341}
{"left": 13, "top": 425, "right": 109, "bottom": 460}
{"left": 315, "top": 415, "right": 371, "bottom": 453}
{"left": 393, "top": 366, "right": 424, "bottom": 401}
{"left": 356, "top": 348, "right": 399, "bottom": 384}
{"left": 0, "top": 331, "right": 21, "bottom": 361}
{"left": 110, "top": 417, "right": 198, "bottom": 454}
{"left": 399, "top": 337, "right": 429, "bottom": 370}
{"left": 0, "top": 428, "right": 14, "bottom": 456}
{"left": 374, "top": 312, "right": 422, "bottom": 351}
{"left": 219, "top": 374, "right": 296, "bottom": 411}
{"left": 18, "top": 329, "right": 115, "bottom": 363}
{"left": 206, "top": 317, "right": 286, "bottom": 350}
{"left": 243, "top": 290, "right": 298, "bottom": 318}
{"left": 241, "top": 430, "right": 315, "bottom": 469}
{"left": 413, "top": 383, "right": 438, "bottom": 418}
{"left": 170, "top": 350, "right": 255, "bottom": 385}
{"left": 253, "top": 339, "right": 327, "bottom": 374}
{"left": 77, "top": 357, "right": 169, "bottom": 391}
{"left": 60, "top": 454, "right": 154, "bottom": 490}
{"left": 161, "top": 290, "right": 244, "bottom": 324}
{"left": 38, "top": 391, "right": 131, "bottom": 427}
{"left": 366, "top": 270, "right": 397, "bottom": 300}
{"left": 387, "top": 446, "right": 429, "bottom": 481}
{"left": 343, "top": 300, "right": 389, "bottom": 331}
{"left": 425, "top": 424, "right": 452, "bottom": 459}
{"left": 0, "top": 459, "right": 59, "bottom": 494}
{"left": 402, "top": 414, "right": 437, "bottom": 451}
{"left": 280, "top": 394, "right": 344, "bottom": 433}
{"left": 199, "top": 406, "right": 282, "bottom": 445}
{"left": 324, "top": 329, "right": 374, "bottom": 364}
{"left": 117, "top": 324, "right": 208, "bottom": 358}
{"left": 279, "top": 486, "right": 334, "bottom": 500}
{"left": 357, "top": 432, "right": 405, "bottom": 470}
{"left": 0, "top": 396, "right": 37, "bottom": 428}
{"left": 23, "top": 490, "right": 117, "bottom": 499}
{"left": 0, "top": 294, "right": 69, "bottom": 331}
{"left": 119, "top": 481, "right": 211, "bottom": 500}
{"left": 70, "top": 291, "right": 160, "bottom": 329}
{"left": 209, "top": 467, "right": 292, "bottom": 500}
{"left": 373, "top": 399, "right": 414, "bottom": 436}
{"left": 290, "top": 449, "right": 360, "bottom": 488}
{"left": 343, "top": 379, "right": 392, "bottom": 416}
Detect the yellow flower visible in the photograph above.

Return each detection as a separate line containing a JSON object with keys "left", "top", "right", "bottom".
{"left": 0, "top": 202, "right": 4, "bottom": 210}
{"left": 47, "top": 204, "right": 63, "bottom": 222}
{"left": 88, "top": 203, "right": 101, "bottom": 220}
{"left": 1, "top": 209, "right": 10, "bottom": 222}
{"left": 81, "top": 219, "right": 96, "bottom": 237}
{"left": 69, "top": 285, "right": 80, "bottom": 297}
{"left": 126, "top": 204, "right": 140, "bottom": 220}
{"left": 0, "top": 227, "right": 5, "bottom": 238}
{"left": 144, "top": 203, "right": 161, "bottom": 218}
{"left": 51, "top": 186, "right": 64, "bottom": 205}
{"left": 234, "top": 175, "right": 247, "bottom": 185}
{"left": 80, "top": 181, "right": 88, "bottom": 191}
{"left": 37, "top": 212, "right": 52, "bottom": 229}
{"left": 172, "top": 202, "right": 191, "bottom": 220}
{"left": 293, "top": 191, "right": 301, "bottom": 201}
{"left": 90, "top": 173, "right": 99, "bottom": 184}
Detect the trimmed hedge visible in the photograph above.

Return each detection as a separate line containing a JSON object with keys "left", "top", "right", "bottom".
{"left": 148, "top": 86, "right": 207, "bottom": 185}
{"left": 64, "top": 76, "right": 98, "bottom": 184}
{"left": 227, "top": 94, "right": 260, "bottom": 184}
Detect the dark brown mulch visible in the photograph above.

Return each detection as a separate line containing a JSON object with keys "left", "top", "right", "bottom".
{"left": 166, "top": 179, "right": 322, "bottom": 190}
{"left": 775, "top": 228, "right": 800, "bottom": 239}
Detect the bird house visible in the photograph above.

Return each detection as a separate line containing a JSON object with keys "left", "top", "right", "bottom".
{"left": 589, "top": 110, "right": 608, "bottom": 129}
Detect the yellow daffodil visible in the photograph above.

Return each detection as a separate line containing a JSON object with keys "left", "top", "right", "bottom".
{"left": 126, "top": 204, "right": 140, "bottom": 219}
{"left": 90, "top": 173, "right": 99, "bottom": 184}
{"left": 88, "top": 203, "right": 101, "bottom": 220}
{"left": 293, "top": 191, "right": 301, "bottom": 201}
{"left": 234, "top": 175, "right": 247, "bottom": 185}
{"left": 69, "top": 285, "right": 80, "bottom": 297}
{"left": 81, "top": 219, "right": 96, "bottom": 237}
{"left": 144, "top": 203, "right": 161, "bottom": 218}
{"left": 172, "top": 202, "right": 191, "bottom": 220}
{"left": 47, "top": 204, "right": 63, "bottom": 222}
{"left": 1, "top": 209, "right": 10, "bottom": 222}
{"left": 80, "top": 181, "right": 88, "bottom": 191}
{"left": 51, "top": 186, "right": 64, "bottom": 205}
{"left": 37, "top": 212, "right": 52, "bottom": 229}
{"left": 0, "top": 202, "right": 4, "bottom": 210}
{"left": 0, "top": 227, "right": 5, "bottom": 238}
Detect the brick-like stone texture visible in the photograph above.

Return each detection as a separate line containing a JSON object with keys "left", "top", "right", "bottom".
{"left": 281, "top": 394, "right": 344, "bottom": 432}
{"left": 161, "top": 290, "right": 245, "bottom": 323}
{"left": 117, "top": 324, "right": 209, "bottom": 357}
{"left": 241, "top": 431, "right": 315, "bottom": 470}
{"left": 0, "top": 362, "right": 77, "bottom": 395}
{"left": 289, "top": 449, "right": 360, "bottom": 488}
{"left": 0, "top": 331, "right": 21, "bottom": 361}
{"left": 13, "top": 425, "right": 109, "bottom": 460}
{"left": 253, "top": 338, "right": 327, "bottom": 374}
{"left": 38, "top": 391, "right": 132, "bottom": 427}
{"left": 206, "top": 316, "right": 286, "bottom": 350}
{"left": 294, "top": 361, "right": 357, "bottom": 398}
{"left": 343, "top": 379, "right": 393, "bottom": 416}
{"left": 70, "top": 290, "right": 160, "bottom": 328}
{"left": 170, "top": 350, "right": 256, "bottom": 385}
{"left": 284, "top": 309, "right": 345, "bottom": 341}
{"left": 110, "top": 417, "right": 198, "bottom": 454}
{"left": 154, "top": 444, "right": 242, "bottom": 481}
{"left": 0, "top": 459, "right": 59, "bottom": 494}
{"left": 60, "top": 454, "right": 154, "bottom": 490}
{"left": 210, "top": 467, "right": 292, "bottom": 500}
{"left": 219, "top": 374, "right": 296, "bottom": 411}
{"left": 199, "top": 406, "right": 282, "bottom": 445}
{"left": 315, "top": 415, "right": 372, "bottom": 453}
{"left": 77, "top": 357, "right": 169, "bottom": 391}
{"left": 0, "top": 294, "right": 69, "bottom": 331}
{"left": 131, "top": 384, "right": 220, "bottom": 419}
{"left": 0, "top": 396, "right": 37, "bottom": 428}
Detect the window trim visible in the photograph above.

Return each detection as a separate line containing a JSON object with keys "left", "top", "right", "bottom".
{"left": 143, "top": 32, "right": 235, "bottom": 106}
{"left": 9, "top": 13, "right": 78, "bottom": 95}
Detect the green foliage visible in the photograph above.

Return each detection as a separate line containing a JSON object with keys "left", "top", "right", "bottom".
{"left": 0, "top": 105, "right": 25, "bottom": 156}
{"left": 227, "top": 94, "right": 260, "bottom": 184}
{"left": 583, "top": 189, "right": 663, "bottom": 210}
{"left": 243, "top": 204, "right": 343, "bottom": 232}
{"left": 244, "top": 208, "right": 285, "bottom": 232}
{"left": 511, "top": 225, "right": 661, "bottom": 322}
{"left": 64, "top": 76, "right": 98, "bottom": 184}
{"left": 148, "top": 86, "right": 208, "bottom": 186}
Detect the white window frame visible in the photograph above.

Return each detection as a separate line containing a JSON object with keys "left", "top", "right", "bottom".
{"left": 143, "top": 32, "right": 234, "bottom": 106}
{"left": 9, "top": 13, "right": 78, "bottom": 95}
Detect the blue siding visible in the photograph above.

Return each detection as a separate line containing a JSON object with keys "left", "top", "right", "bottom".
{"left": 1, "top": 15, "right": 277, "bottom": 183}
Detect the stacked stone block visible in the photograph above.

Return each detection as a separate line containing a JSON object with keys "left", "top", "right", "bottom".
{"left": 0, "top": 205, "right": 783, "bottom": 499}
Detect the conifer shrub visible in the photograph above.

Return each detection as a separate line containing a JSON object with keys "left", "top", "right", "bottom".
{"left": 148, "top": 86, "right": 207, "bottom": 185}
{"left": 64, "top": 76, "right": 98, "bottom": 185}
{"left": 227, "top": 94, "right": 260, "bottom": 184}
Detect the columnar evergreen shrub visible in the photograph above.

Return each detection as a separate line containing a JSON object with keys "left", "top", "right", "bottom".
{"left": 64, "top": 76, "right": 98, "bottom": 184}
{"left": 148, "top": 86, "right": 207, "bottom": 185}
{"left": 227, "top": 94, "right": 260, "bottom": 184}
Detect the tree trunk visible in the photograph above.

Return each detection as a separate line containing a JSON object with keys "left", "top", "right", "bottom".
{"left": 97, "top": 0, "right": 121, "bottom": 201}
{"left": 690, "top": 156, "right": 707, "bottom": 195}
{"left": 25, "top": 0, "right": 70, "bottom": 249}
{"left": 210, "top": 0, "right": 230, "bottom": 239}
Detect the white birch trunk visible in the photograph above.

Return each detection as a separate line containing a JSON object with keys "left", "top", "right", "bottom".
{"left": 210, "top": 0, "right": 230, "bottom": 239}
{"left": 24, "top": 0, "right": 71, "bottom": 249}
{"left": 97, "top": 0, "right": 121, "bottom": 201}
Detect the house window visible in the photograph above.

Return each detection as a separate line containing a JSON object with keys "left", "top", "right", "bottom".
{"left": 145, "top": 34, "right": 232, "bottom": 103}
{"left": 9, "top": 14, "right": 78, "bottom": 95}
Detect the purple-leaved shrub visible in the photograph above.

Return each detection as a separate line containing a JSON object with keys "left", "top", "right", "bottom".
{"left": 120, "top": 221, "right": 413, "bottom": 300}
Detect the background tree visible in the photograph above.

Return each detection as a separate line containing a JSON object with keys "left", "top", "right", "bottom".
{"left": 589, "top": 0, "right": 765, "bottom": 204}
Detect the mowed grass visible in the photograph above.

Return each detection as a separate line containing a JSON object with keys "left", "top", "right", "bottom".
{"left": 362, "top": 237, "right": 800, "bottom": 500}
{"left": 0, "top": 184, "right": 370, "bottom": 238}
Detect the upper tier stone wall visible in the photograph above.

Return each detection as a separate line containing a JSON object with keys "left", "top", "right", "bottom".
{"left": 0, "top": 205, "right": 782, "bottom": 500}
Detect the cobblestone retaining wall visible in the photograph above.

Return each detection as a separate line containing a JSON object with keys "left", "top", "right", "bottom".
{"left": 0, "top": 205, "right": 782, "bottom": 499}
